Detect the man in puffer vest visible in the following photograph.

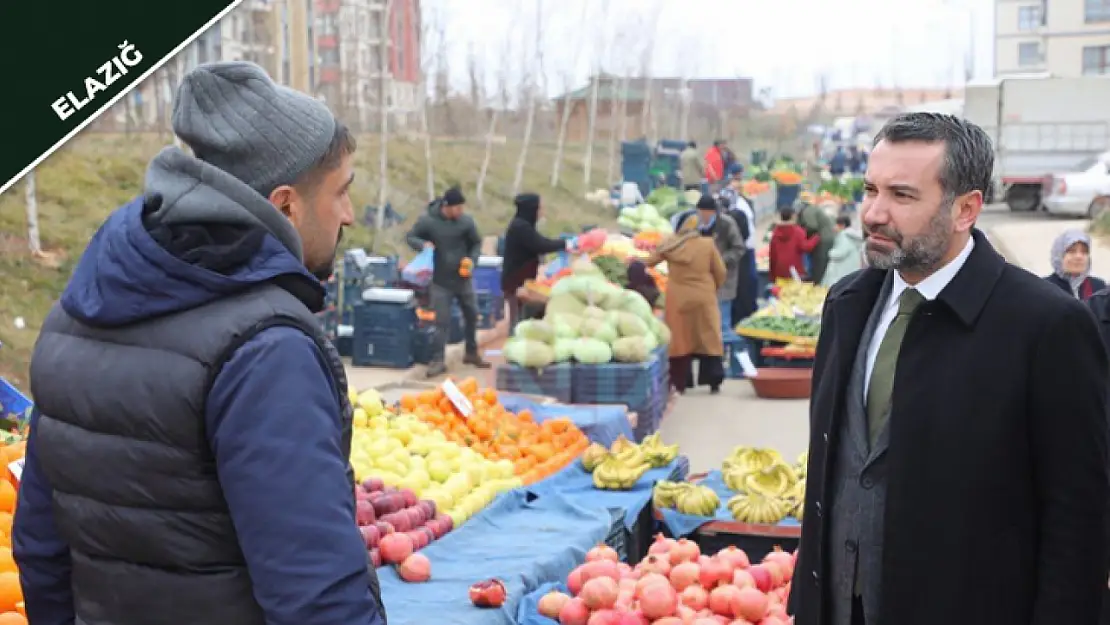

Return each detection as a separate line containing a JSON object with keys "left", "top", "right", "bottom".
{"left": 13, "top": 62, "right": 387, "bottom": 625}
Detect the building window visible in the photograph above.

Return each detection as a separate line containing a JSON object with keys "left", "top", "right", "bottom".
{"left": 1083, "top": 45, "right": 1110, "bottom": 75}
{"left": 1017, "top": 5, "right": 1042, "bottom": 30}
{"left": 1017, "top": 42, "right": 1042, "bottom": 66}
{"left": 1086, "top": 0, "right": 1110, "bottom": 22}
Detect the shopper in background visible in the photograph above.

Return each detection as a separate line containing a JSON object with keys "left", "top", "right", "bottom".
{"left": 791, "top": 112, "right": 1108, "bottom": 625}
{"left": 705, "top": 140, "right": 727, "bottom": 193}
{"left": 646, "top": 214, "right": 727, "bottom": 395}
{"left": 1045, "top": 228, "right": 1106, "bottom": 302}
{"left": 820, "top": 214, "right": 865, "bottom": 287}
{"left": 797, "top": 200, "right": 838, "bottom": 284}
{"left": 14, "top": 62, "right": 385, "bottom": 625}
{"left": 768, "top": 205, "right": 821, "bottom": 282}
{"left": 406, "top": 186, "right": 490, "bottom": 377}
{"left": 719, "top": 165, "right": 759, "bottom": 325}
{"left": 500, "top": 192, "right": 574, "bottom": 332}
{"left": 680, "top": 140, "right": 704, "bottom": 192}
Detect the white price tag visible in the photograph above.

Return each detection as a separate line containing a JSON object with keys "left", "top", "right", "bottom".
{"left": 440, "top": 379, "right": 473, "bottom": 418}
{"left": 8, "top": 459, "right": 24, "bottom": 483}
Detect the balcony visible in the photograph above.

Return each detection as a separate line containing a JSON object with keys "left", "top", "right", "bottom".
{"left": 316, "top": 0, "right": 341, "bottom": 13}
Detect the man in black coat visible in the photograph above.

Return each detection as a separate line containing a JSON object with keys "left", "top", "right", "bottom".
{"left": 790, "top": 112, "right": 1109, "bottom": 625}
{"left": 500, "top": 193, "right": 572, "bottom": 331}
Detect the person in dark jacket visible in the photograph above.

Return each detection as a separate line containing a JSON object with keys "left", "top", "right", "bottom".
{"left": 1045, "top": 228, "right": 1106, "bottom": 301}
{"left": 501, "top": 193, "right": 572, "bottom": 331}
{"left": 13, "top": 62, "right": 385, "bottom": 625}
{"left": 768, "top": 206, "right": 821, "bottom": 281}
{"left": 627, "top": 260, "right": 662, "bottom": 308}
{"left": 791, "top": 112, "right": 1108, "bottom": 625}
{"left": 406, "top": 186, "right": 489, "bottom": 376}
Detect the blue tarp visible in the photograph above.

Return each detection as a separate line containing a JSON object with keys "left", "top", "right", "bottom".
{"left": 526, "top": 460, "right": 679, "bottom": 530}
{"left": 657, "top": 469, "right": 801, "bottom": 537}
{"left": 515, "top": 581, "right": 569, "bottom": 625}
{"left": 497, "top": 395, "right": 635, "bottom": 448}
{"left": 378, "top": 489, "right": 612, "bottom": 625}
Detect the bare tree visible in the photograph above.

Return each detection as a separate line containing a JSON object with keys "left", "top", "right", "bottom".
{"left": 583, "top": 0, "right": 612, "bottom": 188}
{"left": 511, "top": 0, "right": 544, "bottom": 196}
{"left": 417, "top": 1, "right": 435, "bottom": 201}
{"left": 24, "top": 172, "right": 41, "bottom": 256}
{"left": 477, "top": 35, "right": 512, "bottom": 206}
{"left": 373, "top": 0, "right": 394, "bottom": 240}
{"left": 550, "top": 0, "right": 592, "bottom": 188}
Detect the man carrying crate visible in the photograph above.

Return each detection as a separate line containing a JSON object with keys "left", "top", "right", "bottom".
{"left": 406, "top": 187, "right": 491, "bottom": 377}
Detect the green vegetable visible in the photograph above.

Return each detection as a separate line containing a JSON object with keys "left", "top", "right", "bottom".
{"left": 615, "top": 311, "right": 650, "bottom": 338}
{"left": 611, "top": 336, "right": 652, "bottom": 363}
{"left": 549, "top": 314, "right": 582, "bottom": 339}
{"left": 650, "top": 317, "right": 672, "bottom": 345}
{"left": 553, "top": 338, "right": 576, "bottom": 362}
{"left": 572, "top": 338, "right": 613, "bottom": 364}
{"left": 545, "top": 293, "right": 586, "bottom": 318}
{"left": 593, "top": 254, "right": 629, "bottom": 287}
{"left": 738, "top": 316, "right": 821, "bottom": 338}
{"left": 504, "top": 338, "right": 556, "bottom": 368}
{"left": 579, "top": 318, "right": 619, "bottom": 344}
{"left": 514, "top": 319, "right": 555, "bottom": 344}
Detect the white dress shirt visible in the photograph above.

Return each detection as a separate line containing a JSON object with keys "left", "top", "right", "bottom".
{"left": 863, "top": 236, "right": 976, "bottom": 396}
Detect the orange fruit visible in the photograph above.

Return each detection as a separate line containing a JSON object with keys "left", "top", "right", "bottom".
{"left": 0, "top": 612, "right": 27, "bottom": 625}
{"left": 0, "top": 483, "right": 16, "bottom": 515}
{"left": 0, "top": 572, "right": 22, "bottom": 612}
{"left": 13, "top": 602, "right": 23, "bottom": 617}
{"left": 0, "top": 549, "right": 16, "bottom": 574}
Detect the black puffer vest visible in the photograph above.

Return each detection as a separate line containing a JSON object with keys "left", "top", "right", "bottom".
{"left": 30, "top": 283, "right": 383, "bottom": 624}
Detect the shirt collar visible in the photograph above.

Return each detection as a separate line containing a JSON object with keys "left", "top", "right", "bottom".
{"left": 888, "top": 235, "right": 976, "bottom": 306}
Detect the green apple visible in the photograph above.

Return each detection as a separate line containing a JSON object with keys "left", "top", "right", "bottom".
{"left": 357, "top": 389, "right": 384, "bottom": 417}
{"left": 352, "top": 408, "right": 370, "bottom": 429}
{"left": 427, "top": 459, "right": 453, "bottom": 483}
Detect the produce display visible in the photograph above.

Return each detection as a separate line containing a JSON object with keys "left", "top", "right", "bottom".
{"left": 762, "top": 282, "right": 828, "bottom": 317}
{"left": 397, "top": 378, "right": 590, "bottom": 485}
{"left": 643, "top": 187, "right": 686, "bottom": 219}
{"left": 592, "top": 254, "right": 630, "bottom": 287}
{"left": 741, "top": 180, "right": 772, "bottom": 197}
{"left": 618, "top": 203, "right": 674, "bottom": 235}
{"left": 0, "top": 434, "right": 31, "bottom": 623}
{"left": 354, "top": 479, "right": 454, "bottom": 568}
{"left": 537, "top": 536, "right": 796, "bottom": 623}
{"left": 504, "top": 260, "right": 670, "bottom": 367}
{"left": 581, "top": 434, "right": 679, "bottom": 491}
{"left": 652, "top": 481, "right": 721, "bottom": 516}
{"left": 349, "top": 388, "right": 525, "bottom": 529}
{"left": 632, "top": 231, "right": 665, "bottom": 251}
{"left": 722, "top": 447, "right": 807, "bottom": 524}
{"left": 736, "top": 316, "right": 820, "bottom": 339}
{"left": 816, "top": 176, "right": 865, "bottom": 203}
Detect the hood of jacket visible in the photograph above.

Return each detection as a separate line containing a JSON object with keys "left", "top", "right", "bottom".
{"left": 512, "top": 193, "right": 540, "bottom": 226}
{"left": 61, "top": 147, "right": 322, "bottom": 328}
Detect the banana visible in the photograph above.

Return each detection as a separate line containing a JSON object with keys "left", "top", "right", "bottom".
{"left": 743, "top": 466, "right": 794, "bottom": 498}
{"left": 580, "top": 443, "right": 611, "bottom": 472}
{"left": 610, "top": 435, "right": 635, "bottom": 455}
{"left": 727, "top": 492, "right": 789, "bottom": 525}
{"left": 593, "top": 458, "right": 651, "bottom": 490}
{"left": 675, "top": 485, "right": 720, "bottom": 516}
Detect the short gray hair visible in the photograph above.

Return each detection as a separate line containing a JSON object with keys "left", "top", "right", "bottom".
{"left": 873, "top": 112, "right": 994, "bottom": 203}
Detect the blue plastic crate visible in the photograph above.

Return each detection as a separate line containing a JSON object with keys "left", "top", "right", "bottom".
{"left": 495, "top": 363, "right": 574, "bottom": 403}
{"left": 475, "top": 293, "right": 503, "bottom": 330}
{"left": 411, "top": 325, "right": 437, "bottom": 365}
{"left": 0, "top": 377, "right": 32, "bottom": 422}
{"left": 363, "top": 256, "right": 399, "bottom": 287}
{"left": 632, "top": 392, "right": 668, "bottom": 441}
{"left": 572, "top": 353, "right": 665, "bottom": 408}
{"left": 352, "top": 300, "right": 418, "bottom": 336}
{"left": 351, "top": 328, "right": 415, "bottom": 368}
{"left": 472, "top": 265, "right": 502, "bottom": 296}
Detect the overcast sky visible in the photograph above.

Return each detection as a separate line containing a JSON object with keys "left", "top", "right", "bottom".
{"left": 422, "top": 0, "right": 994, "bottom": 100}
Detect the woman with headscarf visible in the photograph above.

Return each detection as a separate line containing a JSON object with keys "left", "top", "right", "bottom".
{"left": 645, "top": 214, "right": 727, "bottom": 394}
{"left": 501, "top": 193, "right": 573, "bottom": 331}
{"left": 1045, "top": 229, "right": 1106, "bottom": 302}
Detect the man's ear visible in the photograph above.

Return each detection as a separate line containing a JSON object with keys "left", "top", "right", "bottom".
{"left": 268, "top": 185, "right": 296, "bottom": 219}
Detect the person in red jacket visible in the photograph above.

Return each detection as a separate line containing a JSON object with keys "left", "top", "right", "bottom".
{"left": 768, "top": 205, "right": 821, "bottom": 281}
{"left": 705, "top": 141, "right": 726, "bottom": 188}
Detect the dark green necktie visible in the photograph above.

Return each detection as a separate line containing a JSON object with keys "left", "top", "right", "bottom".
{"left": 866, "top": 288, "right": 925, "bottom": 448}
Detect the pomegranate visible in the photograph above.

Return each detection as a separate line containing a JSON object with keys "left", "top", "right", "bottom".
{"left": 558, "top": 597, "right": 590, "bottom": 625}
{"left": 618, "top": 612, "right": 649, "bottom": 625}
{"left": 730, "top": 586, "right": 768, "bottom": 621}
{"left": 717, "top": 546, "right": 751, "bottom": 570}
{"left": 680, "top": 584, "right": 709, "bottom": 610}
{"left": 699, "top": 559, "right": 731, "bottom": 589}
{"left": 767, "top": 604, "right": 790, "bottom": 620}
{"left": 619, "top": 578, "right": 637, "bottom": 594}
{"left": 587, "top": 543, "right": 621, "bottom": 563}
{"left": 378, "top": 532, "right": 413, "bottom": 564}
{"left": 651, "top": 619, "right": 685, "bottom": 625}
{"left": 732, "top": 568, "right": 756, "bottom": 589}
{"left": 567, "top": 567, "right": 587, "bottom": 595}
{"left": 637, "top": 578, "right": 679, "bottom": 621}
{"left": 747, "top": 565, "right": 773, "bottom": 593}
{"left": 635, "top": 572, "right": 670, "bottom": 598}
{"left": 758, "top": 617, "right": 788, "bottom": 625}
{"left": 617, "top": 562, "right": 634, "bottom": 578}
{"left": 693, "top": 619, "right": 721, "bottom": 625}
{"left": 469, "top": 578, "right": 507, "bottom": 608}
{"left": 760, "top": 561, "right": 785, "bottom": 588}
{"left": 649, "top": 533, "right": 678, "bottom": 557}
{"left": 580, "top": 577, "right": 620, "bottom": 610}
{"left": 669, "top": 561, "right": 701, "bottom": 591}
{"left": 538, "top": 591, "right": 572, "bottom": 618}
{"left": 676, "top": 604, "right": 698, "bottom": 622}
{"left": 397, "top": 553, "right": 431, "bottom": 582}
{"left": 708, "top": 585, "right": 742, "bottom": 617}
{"left": 637, "top": 554, "right": 671, "bottom": 576}
{"left": 582, "top": 559, "right": 622, "bottom": 582}
{"left": 763, "top": 548, "right": 794, "bottom": 583}
{"left": 587, "top": 609, "right": 622, "bottom": 625}
{"left": 670, "top": 538, "right": 701, "bottom": 565}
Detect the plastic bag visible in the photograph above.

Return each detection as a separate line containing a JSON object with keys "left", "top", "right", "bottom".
{"left": 402, "top": 248, "right": 435, "bottom": 287}
{"left": 543, "top": 251, "right": 572, "bottom": 279}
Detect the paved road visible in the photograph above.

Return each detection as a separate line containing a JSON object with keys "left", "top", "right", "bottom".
{"left": 658, "top": 203, "right": 1094, "bottom": 473}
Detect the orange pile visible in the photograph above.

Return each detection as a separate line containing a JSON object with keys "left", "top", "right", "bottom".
{"left": 742, "top": 180, "right": 772, "bottom": 196}
{"left": 771, "top": 170, "right": 803, "bottom": 186}
{"left": 0, "top": 442, "right": 26, "bottom": 623}
{"left": 400, "top": 378, "right": 589, "bottom": 485}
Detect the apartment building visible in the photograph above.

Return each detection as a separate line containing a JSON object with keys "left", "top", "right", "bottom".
{"left": 314, "top": 0, "right": 421, "bottom": 129}
{"left": 995, "top": 0, "right": 1110, "bottom": 76}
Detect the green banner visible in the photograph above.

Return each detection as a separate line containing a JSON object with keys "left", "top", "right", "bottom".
{"left": 0, "top": 0, "right": 243, "bottom": 194}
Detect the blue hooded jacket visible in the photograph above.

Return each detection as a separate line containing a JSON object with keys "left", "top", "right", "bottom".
{"left": 13, "top": 148, "right": 384, "bottom": 625}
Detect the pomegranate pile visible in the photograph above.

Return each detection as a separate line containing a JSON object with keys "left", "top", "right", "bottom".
{"left": 536, "top": 536, "right": 795, "bottom": 624}
{"left": 355, "top": 478, "right": 454, "bottom": 568}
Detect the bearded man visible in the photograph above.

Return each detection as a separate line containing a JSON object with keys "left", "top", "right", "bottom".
{"left": 788, "top": 112, "right": 1109, "bottom": 625}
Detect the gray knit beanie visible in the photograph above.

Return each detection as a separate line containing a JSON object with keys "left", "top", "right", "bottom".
{"left": 172, "top": 61, "right": 337, "bottom": 197}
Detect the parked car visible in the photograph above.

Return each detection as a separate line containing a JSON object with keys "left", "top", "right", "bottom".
{"left": 1042, "top": 151, "right": 1110, "bottom": 218}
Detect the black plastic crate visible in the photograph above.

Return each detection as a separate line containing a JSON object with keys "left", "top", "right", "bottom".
{"left": 351, "top": 328, "right": 415, "bottom": 368}
{"left": 494, "top": 363, "right": 574, "bottom": 403}
{"left": 363, "top": 256, "right": 399, "bottom": 287}
{"left": 352, "top": 300, "right": 418, "bottom": 336}
{"left": 572, "top": 353, "right": 665, "bottom": 408}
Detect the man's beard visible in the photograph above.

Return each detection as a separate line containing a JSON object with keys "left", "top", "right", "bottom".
{"left": 309, "top": 229, "right": 343, "bottom": 281}
{"left": 864, "top": 203, "right": 952, "bottom": 274}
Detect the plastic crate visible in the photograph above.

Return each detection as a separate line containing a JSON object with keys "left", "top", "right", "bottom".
{"left": 351, "top": 293, "right": 418, "bottom": 337}
{"left": 0, "top": 377, "right": 32, "bottom": 422}
{"left": 475, "top": 293, "right": 503, "bottom": 330}
{"left": 472, "top": 265, "right": 502, "bottom": 296}
{"left": 411, "top": 324, "right": 438, "bottom": 365}
{"left": 363, "top": 256, "right": 399, "bottom": 287}
{"left": 351, "top": 328, "right": 415, "bottom": 368}
{"left": 572, "top": 353, "right": 665, "bottom": 408}
{"left": 495, "top": 363, "right": 574, "bottom": 403}
{"left": 632, "top": 390, "right": 668, "bottom": 442}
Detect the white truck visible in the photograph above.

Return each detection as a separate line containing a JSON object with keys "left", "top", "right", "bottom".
{"left": 963, "top": 75, "right": 1110, "bottom": 212}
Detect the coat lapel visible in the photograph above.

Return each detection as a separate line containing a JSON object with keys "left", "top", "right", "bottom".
{"left": 825, "top": 268, "right": 887, "bottom": 446}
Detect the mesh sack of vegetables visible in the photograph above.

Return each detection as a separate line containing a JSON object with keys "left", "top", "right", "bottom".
{"left": 503, "top": 338, "right": 556, "bottom": 368}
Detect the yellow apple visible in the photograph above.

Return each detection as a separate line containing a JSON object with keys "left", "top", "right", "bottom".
{"left": 352, "top": 408, "right": 370, "bottom": 429}
{"left": 357, "top": 389, "right": 384, "bottom": 417}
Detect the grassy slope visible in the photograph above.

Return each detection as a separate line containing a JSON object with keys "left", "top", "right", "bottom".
{"left": 0, "top": 132, "right": 614, "bottom": 391}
